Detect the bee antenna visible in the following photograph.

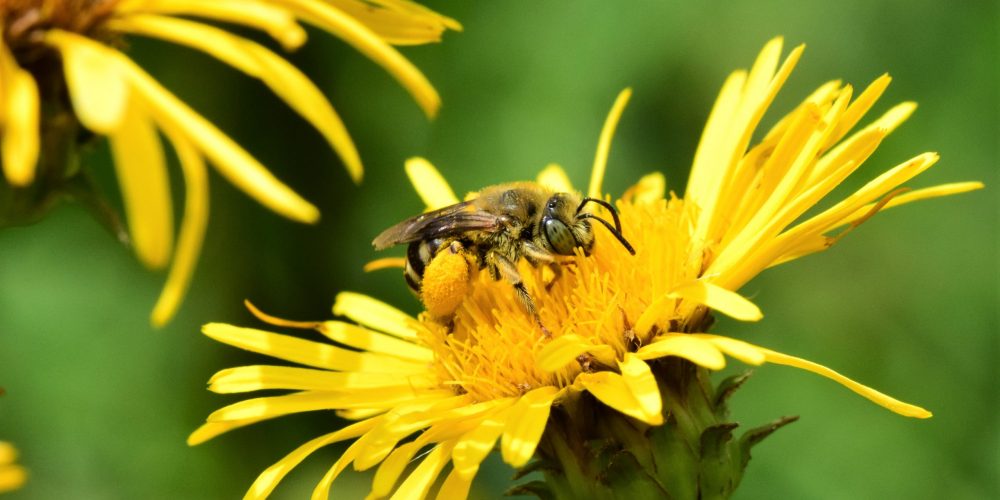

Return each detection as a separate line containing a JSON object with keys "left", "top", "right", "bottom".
{"left": 577, "top": 213, "right": 636, "bottom": 255}
{"left": 576, "top": 197, "right": 624, "bottom": 233}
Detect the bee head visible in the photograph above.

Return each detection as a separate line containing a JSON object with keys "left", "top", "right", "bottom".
{"left": 539, "top": 194, "right": 636, "bottom": 256}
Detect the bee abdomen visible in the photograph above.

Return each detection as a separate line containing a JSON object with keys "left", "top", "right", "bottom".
{"left": 404, "top": 238, "right": 446, "bottom": 294}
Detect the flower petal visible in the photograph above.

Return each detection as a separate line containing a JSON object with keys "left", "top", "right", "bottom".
{"left": 310, "top": 435, "right": 370, "bottom": 500}
{"left": 202, "top": 323, "right": 427, "bottom": 374}
{"left": 115, "top": 0, "right": 307, "bottom": 50}
{"left": 390, "top": 442, "right": 455, "bottom": 500}
{"left": 112, "top": 14, "right": 363, "bottom": 182}
{"left": 618, "top": 354, "right": 662, "bottom": 420}
{"left": 0, "top": 47, "right": 39, "bottom": 186}
{"left": 108, "top": 96, "right": 174, "bottom": 270}
{"left": 274, "top": 0, "right": 442, "bottom": 117}
{"left": 187, "top": 418, "right": 267, "bottom": 445}
{"left": 501, "top": 386, "right": 558, "bottom": 467}
{"left": 364, "top": 257, "right": 407, "bottom": 272}
{"left": 207, "top": 388, "right": 447, "bottom": 422}
{"left": 536, "top": 334, "right": 615, "bottom": 372}
{"left": 673, "top": 281, "right": 763, "bottom": 321}
{"left": 576, "top": 369, "right": 662, "bottom": 425}
{"left": 120, "top": 55, "right": 319, "bottom": 223}
{"left": 151, "top": 130, "right": 208, "bottom": 326}
{"left": 244, "top": 418, "right": 377, "bottom": 499}
{"left": 536, "top": 163, "right": 574, "bottom": 193}
{"left": 635, "top": 334, "right": 726, "bottom": 370}
{"left": 325, "top": 0, "right": 460, "bottom": 45}
{"left": 333, "top": 292, "right": 418, "bottom": 340}
{"left": 452, "top": 408, "right": 508, "bottom": 478}
{"left": 44, "top": 30, "right": 129, "bottom": 133}
{"left": 588, "top": 88, "right": 632, "bottom": 198}
{"left": 319, "top": 321, "right": 433, "bottom": 362}
{"left": 758, "top": 347, "right": 932, "bottom": 418}
{"left": 692, "top": 334, "right": 766, "bottom": 365}
{"left": 405, "top": 157, "right": 459, "bottom": 210}
{"left": 622, "top": 172, "right": 665, "bottom": 204}
{"left": 207, "top": 365, "right": 433, "bottom": 393}
{"left": 436, "top": 467, "right": 474, "bottom": 500}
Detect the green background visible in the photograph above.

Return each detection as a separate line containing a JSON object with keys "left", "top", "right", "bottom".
{"left": 1, "top": 0, "right": 996, "bottom": 498}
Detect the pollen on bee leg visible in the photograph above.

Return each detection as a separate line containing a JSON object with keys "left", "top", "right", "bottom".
{"left": 421, "top": 242, "right": 473, "bottom": 318}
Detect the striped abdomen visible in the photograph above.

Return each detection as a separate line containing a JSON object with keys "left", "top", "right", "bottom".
{"left": 404, "top": 238, "right": 447, "bottom": 294}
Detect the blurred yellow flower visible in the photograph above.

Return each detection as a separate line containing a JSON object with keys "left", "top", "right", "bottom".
{"left": 0, "top": 442, "right": 26, "bottom": 493}
{"left": 191, "top": 38, "right": 981, "bottom": 498}
{"left": 0, "top": 0, "right": 459, "bottom": 325}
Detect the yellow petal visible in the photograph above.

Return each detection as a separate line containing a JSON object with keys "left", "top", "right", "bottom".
{"left": 405, "top": 157, "right": 459, "bottom": 210}
{"left": 618, "top": 354, "right": 662, "bottom": 420}
{"left": 622, "top": 172, "right": 665, "bottom": 204}
{"left": 111, "top": 14, "right": 362, "bottom": 182}
{"left": 501, "top": 386, "right": 558, "bottom": 467}
{"left": 0, "top": 47, "right": 39, "bottom": 186}
{"left": 536, "top": 334, "right": 615, "bottom": 372}
{"left": 692, "top": 334, "right": 766, "bottom": 365}
{"left": 245, "top": 418, "right": 377, "bottom": 499}
{"left": 324, "top": 0, "right": 460, "bottom": 45}
{"left": 635, "top": 334, "right": 726, "bottom": 370}
{"left": 201, "top": 323, "right": 426, "bottom": 374}
{"left": 536, "top": 163, "right": 574, "bottom": 193}
{"left": 44, "top": 30, "right": 128, "bottom": 133}
{"left": 151, "top": 130, "right": 208, "bottom": 326}
{"left": 823, "top": 74, "right": 892, "bottom": 150}
{"left": 436, "top": 467, "right": 474, "bottom": 500}
{"left": 0, "top": 458, "right": 26, "bottom": 494}
{"left": 115, "top": 0, "right": 307, "bottom": 50}
{"left": 836, "top": 181, "right": 985, "bottom": 228}
{"left": 119, "top": 55, "right": 319, "bottom": 223}
{"left": 576, "top": 370, "right": 662, "bottom": 425}
{"left": 364, "top": 257, "right": 407, "bottom": 272}
{"left": 207, "top": 365, "right": 432, "bottom": 393}
{"left": 452, "top": 409, "right": 508, "bottom": 478}
{"left": 310, "top": 435, "right": 369, "bottom": 500}
{"left": 672, "top": 281, "right": 763, "bottom": 321}
{"left": 390, "top": 442, "right": 455, "bottom": 500}
{"left": 332, "top": 292, "right": 418, "bottom": 340}
{"left": 188, "top": 417, "right": 267, "bottom": 445}
{"left": 207, "top": 388, "right": 442, "bottom": 422}
{"left": 758, "top": 347, "right": 932, "bottom": 418}
{"left": 318, "top": 321, "right": 433, "bottom": 363}
{"left": 370, "top": 440, "right": 422, "bottom": 497}
{"left": 274, "top": 0, "right": 441, "bottom": 117}
{"left": 108, "top": 96, "right": 174, "bottom": 270}
{"left": 588, "top": 88, "right": 632, "bottom": 198}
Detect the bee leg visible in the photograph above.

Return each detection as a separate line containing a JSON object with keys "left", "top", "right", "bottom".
{"left": 489, "top": 252, "right": 551, "bottom": 337}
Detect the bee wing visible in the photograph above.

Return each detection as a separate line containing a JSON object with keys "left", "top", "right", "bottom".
{"left": 372, "top": 201, "right": 502, "bottom": 250}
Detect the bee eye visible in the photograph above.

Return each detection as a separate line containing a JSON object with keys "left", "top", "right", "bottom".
{"left": 543, "top": 218, "right": 577, "bottom": 255}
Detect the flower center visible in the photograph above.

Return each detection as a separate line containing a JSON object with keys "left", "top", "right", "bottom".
{"left": 3, "top": 0, "right": 118, "bottom": 52}
{"left": 418, "top": 198, "right": 705, "bottom": 402}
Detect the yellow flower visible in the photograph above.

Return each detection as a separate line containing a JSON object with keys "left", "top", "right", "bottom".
{"left": 191, "top": 38, "right": 981, "bottom": 498}
{"left": 0, "top": 442, "right": 26, "bottom": 493}
{"left": 0, "top": 0, "right": 459, "bottom": 326}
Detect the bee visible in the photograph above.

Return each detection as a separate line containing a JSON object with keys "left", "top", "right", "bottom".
{"left": 372, "top": 182, "right": 636, "bottom": 331}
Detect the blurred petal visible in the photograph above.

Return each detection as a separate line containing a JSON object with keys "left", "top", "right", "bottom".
{"left": 274, "top": 0, "right": 442, "bottom": 117}
{"left": 108, "top": 95, "right": 174, "bottom": 270}
{"left": 115, "top": 0, "right": 308, "bottom": 50}
{"left": 112, "top": 14, "right": 363, "bottom": 182}
{"left": 622, "top": 172, "right": 665, "bottom": 204}
{"left": 536, "top": 163, "right": 574, "bottom": 193}
{"left": 44, "top": 30, "right": 129, "bottom": 133}
{"left": 436, "top": 467, "right": 473, "bottom": 499}
{"left": 405, "top": 157, "right": 458, "bottom": 210}
{"left": 119, "top": 55, "right": 320, "bottom": 223}
{"left": 325, "top": 0, "right": 460, "bottom": 45}
{"left": 151, "top": 130, "right": 208, "bottom": 326}
{"left": 0, "top": 46, "right": 39, "bottom": 186}
{"left": 588, "top": 88, "right": 631, "bottom": 198}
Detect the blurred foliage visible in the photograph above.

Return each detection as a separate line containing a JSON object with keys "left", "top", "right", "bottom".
{"left": 0, "top": 0, "right": 996, "bottom": 498}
